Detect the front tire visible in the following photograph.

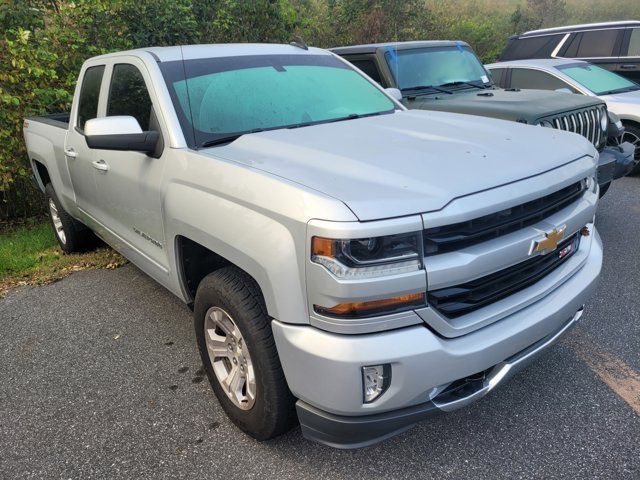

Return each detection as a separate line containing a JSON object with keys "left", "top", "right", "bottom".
{"left": 618, "top": 123, "right": 640, "bottom": 175}
{"left": 45, "top": 183, "right": 97, "bottom": 253}
{"left": 194, "top": 267, "right": 297, "bottom": 440}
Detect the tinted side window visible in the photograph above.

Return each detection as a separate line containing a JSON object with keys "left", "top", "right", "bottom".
{"left": 626, "top": 28, "right": 640, "bottom": 56}
{"left": 501, "top": 34, "right": 564, "bottom": 60}
{"left": 561, "top": 33, "right": 580, "bottom": 57}
{"left": 575, "top": 29, "right": 619, "bottom": 58}
{"left": 489, "top": 68, "right": 507, "bottom": 88}
{"left": 348, "top": 59, "right": 383, "bottom": 85}
{"left": 77, "top": 66, "right": 105, "bottom": 131}
{"left": 107, "top": 64, "right": 153, "bottom": 131}
{"left": 510, "top": 68, "right": 575, "bottom": 91}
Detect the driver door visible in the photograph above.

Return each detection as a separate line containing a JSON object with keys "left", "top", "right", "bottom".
{"left": 90, "top": 58, "right": 169, "bottom": 275}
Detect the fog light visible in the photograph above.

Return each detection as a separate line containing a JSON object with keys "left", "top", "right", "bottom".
{"left": 362, "top": 364, "right": 391, "bottom": 403}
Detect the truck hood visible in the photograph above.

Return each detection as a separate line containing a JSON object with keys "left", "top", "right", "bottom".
{"left": 203, "top": 110, "right": 595, "bottom": 221}
{"left": 405, "top": 88, "right": 603, "bottom": 123}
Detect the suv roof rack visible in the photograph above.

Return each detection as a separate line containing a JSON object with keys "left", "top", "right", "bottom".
{"left": 522, "top": 20, "right": 640, "bottom": 37}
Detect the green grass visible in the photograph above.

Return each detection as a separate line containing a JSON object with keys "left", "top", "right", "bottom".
{"left": 0, "top": 220, "right": 126, "bottom": 295}
{"left": 0, "top": 221, "right": 59, "bottom": 277}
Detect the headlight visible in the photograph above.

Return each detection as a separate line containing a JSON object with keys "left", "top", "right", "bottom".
{"left": 538, "top": 120, "right": 554, "bottom": 128}
{"left": 584, "top": 175, "right": 597, "bottom": 193}
{"left": 600, "top": 109, "right": 608, "bottom": 132}
{"left": 311, "top": 232, "right": 422, "bottom": 279}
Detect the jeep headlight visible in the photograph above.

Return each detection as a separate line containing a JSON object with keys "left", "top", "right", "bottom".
{"left": 538, "top": 120, "right": 554, "bottom": 128}
{"left": 311, "top": 232, "right": 422, "bottom": 279}
{"left": 600, "top": 109, "right": 608, "bottom": 132}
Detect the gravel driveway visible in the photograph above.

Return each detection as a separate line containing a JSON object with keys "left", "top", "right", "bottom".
{"left": 1, "top": 177, "right": 639, "bottom": 479}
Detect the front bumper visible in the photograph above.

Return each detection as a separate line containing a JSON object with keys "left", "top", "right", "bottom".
{"left": 597, "top": 147, "right": 618, "bottom": 187}
{"left": 598, "top": 143, "right": 635, "bottom": 185}
{"left": 272, "top": 229, "right": 602, "bottom": 448}
{"left": 609, "top": 142, "right": 636, "bottom": 179}
{"left": 296, "top": 308, "right": 583, "bottom": 449}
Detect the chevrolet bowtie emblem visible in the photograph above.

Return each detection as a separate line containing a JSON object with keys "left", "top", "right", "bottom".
{"left": 530, "top": 226, "right": 566, "bottom": 255}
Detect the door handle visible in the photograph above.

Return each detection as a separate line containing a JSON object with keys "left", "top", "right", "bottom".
{"left": 64, "top": 148, "right": 78, "bottom": 158}
{"left": 92, "top": 159, "right": 110, "bottom": 172}
{"left": 620, "top": 64, "right": 637, "bottom": 70}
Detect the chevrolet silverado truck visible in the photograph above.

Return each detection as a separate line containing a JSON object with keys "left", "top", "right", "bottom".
{"left": 23, "top": 44, "right": 602, "bottom": 449}
{"left": 331, "top": 40, "right": 635, "bottom": 197}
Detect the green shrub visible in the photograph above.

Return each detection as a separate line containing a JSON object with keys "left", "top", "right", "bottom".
{"left": 3, "top": 0, "right": 640, "bottom": 220}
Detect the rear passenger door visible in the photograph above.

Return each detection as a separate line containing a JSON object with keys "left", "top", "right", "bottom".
{"left": 618, "top": 27, "right": 640, "bottom": 82}
{"left": 559, "top": 28, "right": 624, "bottom": 73}
{"left": 91, "top": 58, "right": 169, "bottom": 274}
{"left": 65, "top": 64, "right": 106, "bottom": 220}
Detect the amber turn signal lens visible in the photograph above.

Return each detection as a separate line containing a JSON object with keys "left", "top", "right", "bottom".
{"left": 312, "top": 236, "right": 335, "bottom": 257}
{"left": 315, "top": 292, "right": 425, "bottom": 318}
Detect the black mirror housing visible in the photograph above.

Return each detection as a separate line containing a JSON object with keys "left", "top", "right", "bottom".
{"left": 85, "top": 131, "right": 160, "bottom": 157}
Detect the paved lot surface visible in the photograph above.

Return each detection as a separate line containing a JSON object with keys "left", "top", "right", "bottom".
{"left": 1, "top": 177, "right": 639, "bottom": 480}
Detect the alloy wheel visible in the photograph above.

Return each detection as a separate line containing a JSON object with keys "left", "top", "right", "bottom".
{"left": 204, "top": 306, "right": 257, "bottom": 410}
{"left": 48, "top": 198, "right": 66, "bottom": 245}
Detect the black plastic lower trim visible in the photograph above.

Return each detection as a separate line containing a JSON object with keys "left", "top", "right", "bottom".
{"left": 296, "top": 399, "right": 440, "bottom": 449}
{"left": 597, "top": 148, "right": 618, "bottom": 185}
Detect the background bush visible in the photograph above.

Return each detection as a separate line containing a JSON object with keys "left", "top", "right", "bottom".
{"left": 2, "top": 0, "right": 640, "bottom": 220}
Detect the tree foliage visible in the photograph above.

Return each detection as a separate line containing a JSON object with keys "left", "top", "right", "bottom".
{"left": 2, "top": 0, "right": 640, "bottom": 219}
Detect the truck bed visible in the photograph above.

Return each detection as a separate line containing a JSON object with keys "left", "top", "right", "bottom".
{"left": 26, "top": 113, "right": 70, "bottom": 129}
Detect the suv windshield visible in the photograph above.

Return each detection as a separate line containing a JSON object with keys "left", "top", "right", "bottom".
{"left": 160, "top": 54, "right": 395, "bottom": 148}
{"left": 557, "top": 63, "right": 640, "bottom": 95}
{"left": 384, "top": 45, "right": 491, "bottom": 92}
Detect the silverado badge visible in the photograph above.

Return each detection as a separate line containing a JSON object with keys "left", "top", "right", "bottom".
{"left": 530, "top": 225, "right": 566, "bottom": 256}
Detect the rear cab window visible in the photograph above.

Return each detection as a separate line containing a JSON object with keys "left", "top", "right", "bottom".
{"left": 348, "top": 58, "right": 384, "bottom": 85}
{"left": 76, "top": 65, "right": 105, "bottom": 131}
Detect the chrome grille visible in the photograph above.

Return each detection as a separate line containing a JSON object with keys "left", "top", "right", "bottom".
{"left": 543, "top": 106, "right": 606, "bottom": 150}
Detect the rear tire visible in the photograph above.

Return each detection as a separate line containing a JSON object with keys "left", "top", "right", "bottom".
{"left": 45, "top": 183, "right": 97, "bottom": 253}
{"left": 194, "top": 266, "right": 297, "bottom": 440}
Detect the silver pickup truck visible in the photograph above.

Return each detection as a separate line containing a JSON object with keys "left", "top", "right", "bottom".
{"left": 23, "top": 44, "right": 602, "bottom": 449}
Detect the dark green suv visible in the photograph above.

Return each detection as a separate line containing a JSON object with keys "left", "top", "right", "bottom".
{"left": 331, "top": 40, "right": 634, "bottom": 195}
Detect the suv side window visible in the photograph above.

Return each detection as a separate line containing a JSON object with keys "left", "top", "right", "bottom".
{"left": 572, "top": 29, "right": 619, "bottom": 58}
{"left": 501, "top": 34, "right": 565, "bottom": 60}
{"left": 76, "top": 65, "right": 105, "bottom": 131}
{"left": 510, "top": 68, "right": 577, "bottom": 92}
{"left": 107, "top": 64, "right": 153, "bottom": 131}
{"left": 349, "top": 58, "right": 384, "bottom": 85}
{"left": 626, "top": 28, "right": 640, "bottom": 56}
{"left": 489, "top": 68, "right": 507, "bottom": 88}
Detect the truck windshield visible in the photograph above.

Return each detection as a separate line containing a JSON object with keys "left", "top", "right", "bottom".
{"left": 160, "top": 54, "right": 395, "bottom": 148}
{"left": 556, "top": 63, "right": 640, "bottom": 96}
{"left": 384, "top": 46, "right": 490, "bottom": 92}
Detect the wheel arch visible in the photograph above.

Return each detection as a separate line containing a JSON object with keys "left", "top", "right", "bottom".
{"left": 32, "top": 159, "right": 51, "bottom": 192}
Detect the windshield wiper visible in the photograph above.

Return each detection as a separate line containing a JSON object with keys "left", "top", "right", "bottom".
{"left": 401, "top": 85, "right": 452, "bottom": 95}
{"left": 199, "top": 129, "right": 265, "bottom": 148}
{"left": 440, "top": 80, "right": 489, "bottom": 90}
{"left": 287, "top": 111, "right": 390, "bottom": 129}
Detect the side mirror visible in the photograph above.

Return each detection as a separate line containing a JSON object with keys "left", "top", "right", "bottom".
{"left": 607, "top": 111, "right": 625, "bottom": 138}
{"left": 554, "top": 87, "right": 574, "bottom": 94}
{"left": 384, "top": 87, "right": 403, "bottom": 101}
{"left": 84, "top": 116, "right": 159, "bottom": 155}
